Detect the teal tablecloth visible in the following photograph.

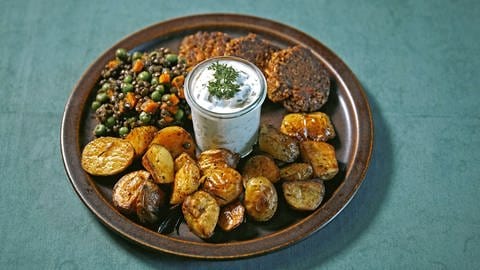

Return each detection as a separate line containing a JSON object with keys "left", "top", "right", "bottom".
{"left": 1, "top": 0, "right": 479, "bottom": 269}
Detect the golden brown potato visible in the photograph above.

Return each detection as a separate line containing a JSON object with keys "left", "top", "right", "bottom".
{"left": 242, "top": 155, "right": 280, "bottom": 187}
{"left": 243, "top": 176, "right": 278, "bottom": 222}
{"left": 149, "top": 126, "right": 195, "bottom": 159}
{"left": 280, "top": 163, "right": 314, "bottom": 181}
{"left": 201, "top": 167, "right": 243, "bottom": 206}
{"left": 218, "top": 201, "right": 245, "bottom": 232}
{"left": 280, "top": 112, "right": 336, "bottom": 141}
{"left": 182, "top": 190, "right": 220, "bottom": 239}
{"left": 125, "top": 126, "right": 158, "bottom": 158}
{"left": 142, "top": 144, "right": 175, "bottom": 184}
{"left": 136, "top": 180, "right": 166, "bottom": 225}
{"left": 112, "top": 170, "right": 151, "bottom": 214}
{"left": 174, "top": 152, "right": 196, "bottom": 172}
{"left": 258, "top": 124, "right": 299, "bottom": 163}
{"left": 282, "top": 180, "right": 325, "bottom": 211}
{"left": 81, "top": 137, "right": 134, "bottom": 176}
{"left": 170, "top": 158, "right": 202, "bottom": 204}
{"left": 197, "top": 148, "right": 240, "bottom": 173}
{"left": 300, "top": 141, "right": 338, "bottom": 180}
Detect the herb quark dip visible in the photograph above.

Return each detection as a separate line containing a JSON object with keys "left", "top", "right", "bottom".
{"left": 185, "top": 56, "right": 267, "bottom": 157}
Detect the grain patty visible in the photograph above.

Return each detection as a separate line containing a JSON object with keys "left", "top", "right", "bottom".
{"left": 225, "top": 33, "right": 279, "bottom": 70}
{"left": 265, "top": 45, "right": 331, "bottom": 112}
{"left": 178, "top": 31, "right": 231, "bottom": 67}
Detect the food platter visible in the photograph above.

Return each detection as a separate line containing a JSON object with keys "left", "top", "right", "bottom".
{"left": 61, "top": 14, "right": 373, "bottom": 259}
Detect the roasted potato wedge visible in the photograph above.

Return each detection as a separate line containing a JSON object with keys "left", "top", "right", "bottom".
{"left": 280, "top": 163, "right": 314, "bottom": 181}
{"left": 280, "top": 112, "right": 336, "bottom": 141}
{"left": 282, "top": 180, "right": 325, "bottom": 211}
{"left": 242, "top": 155, "right": 280, "bottom": 187}
{"left": 142, "top": 144, "right": 174, "bottom": 184}
{"left": 174, "top": 152, "right": 196, "bottom": 172}
{"left": 197, "top": 148, "right": 240, "bottom": 173}
{"left": 125, "top": 126, "right": 158, "bottom": 158}
{"left": 243, "top": 176, "right": 278, "bottom": 222}
{"left": 112, "top": 170, "right": 151, "bottom": 214}
{"left": 218, "top": 201, "right": 245, "bottom": 232}
{"left": 170, "top": 158, "right": 202, "bottom": 204}
{"left": 300, "top": 141, "right": 338, "bottom": 180}
{"left": 201, "top": 167, "right": 243, "bottom": 206}
{"left": 81, "top": 136, "right": 134, "bottom": 176}
{"left": 136, "top": 180, "right": 166, "bottom": 225}
{"left": 182, "top": 190, "right": 220, "bottom": 239}
{"left": 258, "top": 124, "right": 299, "bottom": 163}
{"left": 149, "top": 126, "right": 195, "bottom": 159}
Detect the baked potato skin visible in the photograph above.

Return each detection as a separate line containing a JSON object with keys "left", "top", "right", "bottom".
{"left": 258, "top": 124, "right": 299, "bottom": 163}
{"left": 280, "top": 112, "right": 335, "bottom": 142}
{"left": 201, "top": 167, "right": 243, "bottom": 206}
{"left": 174, "top": 152, "right": 196, "bottom": 172}
{"left": 242, "top": 155, "right": 280, "bottom": 187}
{"left": 142, "top": 144, "right": 175, "bottom": 184}
{"left": 243, "top": 176, "right": 278, "bottom": 222}
{"left": 136, "top": 180, "right": 166, "bottom": 225}
{"left": 125, "top": 126, "right": 158, "bottom": 158}
{"left": 282, "top": 180, "right": 325, "bottom": 211}
{"left": 112, "top": 170, "right": 151, "bottom": 215}
{"left": 149, "top": 126, "right": 196, "bottom": 159}
{"left": 182, "top": 190, "right": 220, "bottom": 239}
{"left": 300, "top": 141, "right": 338, "bottom": 180}
{"left": 81, "top": 137, "right": 134, "bottom": 176}
{"left": 218, "top": 201, "right": 245, "bottom": 231}
{"left": 197, "top": 148, "right": 240, "bottom": 173}
{"left": 279, "top": 163, "right": 314, "bottom": 182}
{"left": 170, "top": 158, "right": 202, "bottom": 204}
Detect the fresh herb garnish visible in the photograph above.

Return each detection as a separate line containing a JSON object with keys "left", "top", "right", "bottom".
{"left": 207, "top": 62, "right": 240, "bottom": 99}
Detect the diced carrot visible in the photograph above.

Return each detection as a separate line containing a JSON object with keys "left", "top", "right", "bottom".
{"left": 159, "top": 73, "right": 171, "bottom": 84}
{"left": 141, "top": 99, "right": 160, "bottom": 113}
{"left": 106, "top": 88, "right": 115, "bottom": 97}
{"left": 132, "top": 60, "right": 144, "bottom": 73}
{"left": 118, "top": 100, "right": 125, "bottom": 113}
{"left": 177, "top": 87, "right": 185, "bottom": 99}
{"left": 171, "top": 75, "right": 184, "bottom": 88}
{"left": 125, "top": 92, "right": 137, "bottom": 108}
{"left": 169, "top": 94, "right": 180, "bottom": 106}
{"left": 107, "top": 59, "right": 120, "bottom": 69}
{"left": 164, "top": 115, "right": 174, "bottom": 123}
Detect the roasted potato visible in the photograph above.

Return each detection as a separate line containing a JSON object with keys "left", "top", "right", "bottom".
{"left": 243, "top": 176, "right": 278, "bottom": 222}
{"left": 81, "top": 136, "right": 134, "bottom": 176}
{"left": 149, "top": 126, "right": 195, "bottom": 158}
{"left": 136, "top": 180, "right": 166, "bottom": 225}
{"left": 280, "top": 112, "right": 336, "bottom": 141}
{"left": 142, "top": 144, "right": 175, "bottom": 184}
{"left": 282, "top": 180, "right": 325, "bottom": 211}
{"left": 125, "top": 126, "right": 158, "bottom": 158}
{"left": 174, "top": 152, "right": 196, "bottom": 172}
{"left": 182, "top": 190, "right": 220, "bottom": 239}
{"left": 170, "top": 158, "right": 202, "bottom": 204}
{"left": 112, "top": 170, "right": 151, "bottom": 214}
{"left": 242, "top": 155, "right": 280, "bottom": 187}
{"left": 218, "top": 201, "right": 245, "bottom": 232}
{"left": 258, "top": 124, "right": 299, "bottom": 163}
{"left": 201, "top": 167, "right": 243, "bottom": 206}
{"left": 197, "top": 148, "right": 240, "bottom": 173}
{"left": 300, "top": 141, "right": 338, "bottom": 180}
{"left": 280, "top": 163, "right": 314, "bottom": 181}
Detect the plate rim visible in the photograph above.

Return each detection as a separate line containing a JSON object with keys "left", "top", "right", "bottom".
{"left": 61, "top": 13, "right": 374, "bottom": 259}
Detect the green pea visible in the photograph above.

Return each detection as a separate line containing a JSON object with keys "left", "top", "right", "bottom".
{"left": 151, "top": 78, "right": 158, "bottom": 86}
{"left": 127, "top": 117, "right": 137, "bottom": 124}
{"left": 151, "top": 90, "right": 163, "bottom": 102}
{"left": 91, "top": 101, "right": 101, "bottom": 110}
{"left": 165, "top": 54, "right": 178, "bottom": 65}
{"left": 101, "top": 83, "right": 110, "bottom": 92}
{"left": 116, "top": 48, "right": 128, "bottom": 61}
{"left": 94, "top": 124, "right": 107, "bottom": 136}
{"left": 121, "top": 83, "right": 134, "bottom": 93}
{"left": 132, "top": 51, "right": 143, "bottom": 60}
{"left": 123, "top": 75, "right": 133, "bottom": 83}
{"left": 174, "top": 109, "right": 184, "bottom": 121}
{"left": 138, "top": 71, "right": 151, "bottom": 81}
{"left": 119, "top": 126, "right": 129, "bottom": 136}
{"left": 155, "top": 85, "right": 165, "bottom": 94}
{"left": 161, "top": 94, "right": 170, "bottom": 102}
{"left": 139, "top": 112, "right": 151, "bottom": 123}
{"left": 96, "top": 92, "right": 109, "bottom": 103}
{"left": 105, "top": 116, "right": 116, "bottom": 127}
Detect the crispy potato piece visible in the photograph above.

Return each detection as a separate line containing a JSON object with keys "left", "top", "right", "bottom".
{"left": 280, "top": 112, "right": 335, "bottom": 141}
{"left": 242, "top": 155, "right": 280, "bottom": 187}
{"left": 112, "top": 170, "right": 151, "bottom": 214}
{"left": 202, "top": 167, "right": 243, "bottom": 206}
{"left": 300, "top": 141, "right": 338, "bottom": 180}
{"left": 125, "top": 126, "right": 158, "bottom": 158}
{"left": 170, "top": 159, "right": 202, "bottom": 204}
{"left": 243, "top": 176, "right": 278, "bottom": 222}
{"left": 136, "top": 180, "right": 166, "bottom": 225}
{"left": 81, "top": 137, "right": 134, "bottom": 176}
{"left": 174, "top": 152, "right": 196, "bottom": 172}
{"left": 182, "top": 190, "right": 220, "bottom": 239}
{"left": 197, "top": 148, "right": 240, "bottom": 173}
{"left": 282, "top": 180, "right": 325, "bottom": 211}
{"left": 258, "top": 124, "right": 299, "bottom": 163}
{"left": 142, "top": 144, "right": 174, "bottom": 184}
{"left": 149, "top": 126, "right": 195, "bottom": 159}
{"left": 218, "top": 201, "right": 245, "bottom": 232}
{"left": 280, "top": 163, "right": 314, "bottom": 181}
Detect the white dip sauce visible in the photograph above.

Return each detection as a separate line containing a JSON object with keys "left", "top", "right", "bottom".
{"left": 185, "top": 57, "right": 266, "bottom": 157}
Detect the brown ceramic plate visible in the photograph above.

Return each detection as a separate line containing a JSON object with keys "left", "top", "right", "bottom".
{"left": 61, "top": 14, "right": 373, "bottom": 259}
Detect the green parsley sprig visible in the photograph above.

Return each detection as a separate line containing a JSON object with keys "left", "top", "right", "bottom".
{"left": 207, "top": 62, "right": 240, "bottom": 99}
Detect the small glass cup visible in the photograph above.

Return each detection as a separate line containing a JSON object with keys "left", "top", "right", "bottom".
{"left": 184, "top": 56, "right": 267, "bottom": 157}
